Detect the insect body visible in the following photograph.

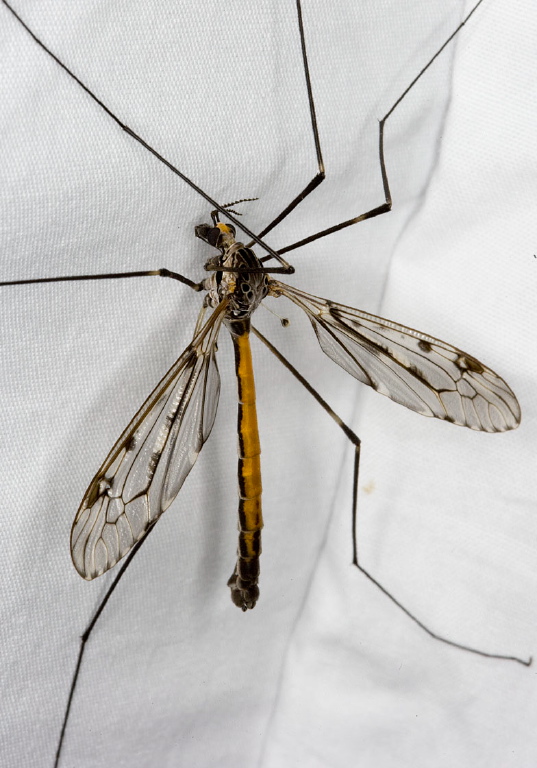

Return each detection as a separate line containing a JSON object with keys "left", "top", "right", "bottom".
{"left": 0, "top": 1, "right": 530, "bottom": 767}
{"left": 200, "top": 222, "right": 268, "bottom": 610}
{"left": 70, "top": 208, "right": 520, "bottom": 619}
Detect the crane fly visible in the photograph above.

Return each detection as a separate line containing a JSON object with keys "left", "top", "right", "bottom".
{"left": 1, "top": 0, "right": 529, "bottom": 766}
{"left": 71, "top": 211, "right": 520, "bottom": 598}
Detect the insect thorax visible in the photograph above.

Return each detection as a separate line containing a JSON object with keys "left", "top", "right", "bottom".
{"left": 204, "top": 241, "right": 270, "bottom": 324}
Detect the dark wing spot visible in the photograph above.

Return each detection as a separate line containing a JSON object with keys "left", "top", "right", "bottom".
{"left": 408, "top": 364, "right": 425, "bottom": 378}
{"left": 418, "top": 339, "right": 433, "bottom": 353}
{"left": 86, "top": 475, "right": 111, "bottom": 507}
{"left": 456, "top": 354, "right": 484, "bottom": 374}
{"left": 148, "top": 452, "right": 160, "bottom": 476}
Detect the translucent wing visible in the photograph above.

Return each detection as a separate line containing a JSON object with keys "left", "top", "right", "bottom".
{"left": 71, "top": 304, "right": 226, "bottom": 580}
{"left": 273, "top": 282, "right": 520, "bottom": 432}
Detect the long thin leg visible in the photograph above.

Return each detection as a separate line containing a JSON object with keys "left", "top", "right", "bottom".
{"left": 248, "top": 0, "right": 325, "bottom": 247}
{"left": 54, "top": 521, "right": 157, "bottom": 768}
{"left": 2, "top": 0, "right": 485, "bottom": 275}
{"left": 252, "top": 326, "right": 531, "bottom": 667}
{"left": 271, "top": 0, "right": 486, "bottom": 258}
{"left": 0, "top": 0, "right": 293, "bottom": 274}
{"left": 0, "top": 267, "right": 203, "bottom": 291}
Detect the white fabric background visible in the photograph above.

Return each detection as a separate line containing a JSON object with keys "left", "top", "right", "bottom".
{"left": 1, "top": 1, "right": 536, "bottom": 766}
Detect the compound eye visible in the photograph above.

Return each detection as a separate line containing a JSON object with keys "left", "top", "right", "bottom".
{"left": 207, "top": 227, "right": 223, "bottom": 247}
